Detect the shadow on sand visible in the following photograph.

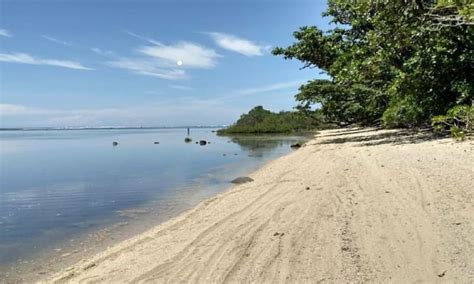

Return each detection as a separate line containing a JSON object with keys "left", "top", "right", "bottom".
{"left": 317, "top": 128, "right": 447, "bottom": 147}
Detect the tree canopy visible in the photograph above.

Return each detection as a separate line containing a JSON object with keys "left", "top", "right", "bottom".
{"left": 217, "top": 106, "right": 329, "bottom": 134}
{"left": 273, "top": 0, "right": 473, "bottom": 131}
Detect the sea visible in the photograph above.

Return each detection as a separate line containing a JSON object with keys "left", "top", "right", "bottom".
{"left": 0, "top": 127, "right": 309, "bottom": 279}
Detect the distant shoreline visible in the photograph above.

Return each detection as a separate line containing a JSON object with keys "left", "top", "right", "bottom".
{"left": 0, "top": 126, "right": 224, "bottom": 131}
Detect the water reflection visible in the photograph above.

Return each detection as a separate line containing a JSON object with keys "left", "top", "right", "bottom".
{"left": 0, "top": 128, "right": 309, "bottom": 267}
{"left": 224, "top": 135, "right": 307, "bottom": 157}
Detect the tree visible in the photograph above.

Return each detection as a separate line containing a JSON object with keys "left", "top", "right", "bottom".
{"left": 273, "top": 0, "right": 473, "bottom": 129}
{"left": 217, "top": 106, "right": 328, "bottom": 134}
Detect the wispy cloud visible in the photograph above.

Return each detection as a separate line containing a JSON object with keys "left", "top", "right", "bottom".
{"left": 138, "top": 42, "right": 220, "bottom": 69}
{"left": 0, "top": 81, "right": 303, "bottom": 127}
{"left": 42, "top": 35, "right": 71, "bottom": 46}
{"left": 124, "top": 30, "right": 161, "bottom": 45}
{"left": 108, "top": 32, "right": 220, "bottom": 80}
{"left": 0, "top": 101, "right": 241, "bottom": 127}
{"left": 90, "top": 47, "right": 115, "bottom": 57}
{"left": 0, "top": 29, "right": 12, "bottom": 37}
{"left": 107, "top": 57, "right": 186, "bottom": 80}
{"left": 207, "top": 32, "right": 269, "bottom": 57}
{"left": 0, "top": 104, "right": 40, "bottom": 115}
{"left": 170, "top": 84, "right": 193, "bottom": 91}
{"left": 0, "top": 52, "right": 92, "bottom": 70}
{"left": 185, "top": 80, "right": 306, "bottom": 103}
{"left": 237, "top": 80, "right": 304, "bottom": 95}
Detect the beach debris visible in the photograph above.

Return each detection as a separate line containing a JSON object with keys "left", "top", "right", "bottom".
{"left": 306, "top": 187, "right": 310, "bottom": 190}
{"left": 273, "top": 232, "right": 285, "bottom": 237}
{"left": 199, "top": 140, "right": 207, "bottom": 146}
{"left": 154, "top": 141, "right": 160, "bottom": 144}
{"left": 83, "top": 263, "right": 96, "bottom": 271}
{"left": 231, "top": 176, "right": 254, "bottom": 184}
{"left": 290, "top": 143, "right": 302, "bottom": 149}
{"left": 185, "top": 137, "right": 192, "bottom": 143}
{"left": 438, "top": 270, "right": 446, "bottom": 278}
{"left": 112, "top": 141, "right": 119, "bottom": 146}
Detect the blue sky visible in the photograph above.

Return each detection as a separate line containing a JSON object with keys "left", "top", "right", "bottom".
{"left": 0, "top": 0, "right": 330, "bottom": 127}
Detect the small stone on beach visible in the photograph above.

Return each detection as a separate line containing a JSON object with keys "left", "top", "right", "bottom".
{"left": 290, "top": 143, "right": 301, "bottom": 149}
{"left": 231, "top": 177, "right": 254, "bottom": 184}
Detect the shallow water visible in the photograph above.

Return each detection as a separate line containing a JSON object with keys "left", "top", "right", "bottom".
{"left": 0, "top": 128, "right": 308, "bottom": 268}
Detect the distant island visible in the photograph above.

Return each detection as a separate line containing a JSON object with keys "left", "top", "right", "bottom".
{"left": 217, "top": 106, "right": 331, "bottom": 134}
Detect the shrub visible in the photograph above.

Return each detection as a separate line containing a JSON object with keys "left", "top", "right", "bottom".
{"left": 432, "top": 105, "right": 473, "bottom": 141}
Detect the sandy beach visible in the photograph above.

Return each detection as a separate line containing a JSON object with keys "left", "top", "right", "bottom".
{"left": 46, "top": 128, "right": 473, "bottom": 283}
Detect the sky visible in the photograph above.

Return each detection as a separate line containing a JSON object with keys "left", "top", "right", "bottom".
{"left": 0, "top": 0, "right": 330, "bottom": 127}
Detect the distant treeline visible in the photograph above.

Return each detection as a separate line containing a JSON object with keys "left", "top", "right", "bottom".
{"left": 217, "top": 106, "right": 332, "bottom": 134}
{"left": 272, "top": 0, "right": 473, "bottom": 140}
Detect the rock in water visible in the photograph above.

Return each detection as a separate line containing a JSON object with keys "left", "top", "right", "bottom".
{"left": 112, "top": 141, "right": 119, "bottom": 146}
{"left": 231, "top": 177, "right": 254, "bottom": 184}
{"left": 199, "top": 140, "right": 207, "bottom": 146}
{"left": 290, "top": 143, "right": 301, "bottom": 149}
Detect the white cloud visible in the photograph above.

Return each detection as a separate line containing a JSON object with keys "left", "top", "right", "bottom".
{"left": 0, "top": 104, "right": 43, "bottom": 115}
{"left": 0, "top": 102, "right": 241, "bottom": 127}
{"left": 107, "top": 57, "right": 186, "bottom": 80}
{"left": 91, "top": 48, "right": 115, "bottom": 57}
{"left": 0, "top": 29, "right": 12, "bottom": 37}
{"left": 170, "top": 84, "right": 193, "bottom": 91}
{"left": 124, "top": 30, "right": 161, "bottom": 45}
{"left": 108, "top": 33, "right": 219, "bottom": 80}
{"left": 0, "top": 52, "right": 92, "bottom": 70}
{"left": 139, "top": 42, "right": 220, "bottom": 69}
{"left": 0, "top": 81, "right": 304, "bottom": 127}
{"left": 207, "top": 32, "right": 269, "bottom": 57}
{"left": 42, "top": 35, "right": 71, "bottom": 46}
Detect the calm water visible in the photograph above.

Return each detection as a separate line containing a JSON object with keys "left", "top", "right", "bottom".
{"left": 0, "top": 128, "right": 307, "bottom": 267}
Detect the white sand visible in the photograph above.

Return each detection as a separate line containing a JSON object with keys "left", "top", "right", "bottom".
{"left": 46, "top": 128, "right": 474, "bottom": 283}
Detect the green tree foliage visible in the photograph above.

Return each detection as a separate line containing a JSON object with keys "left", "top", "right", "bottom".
{"left": 432, "top": 105, "right": 473, "bottom": 140}
{"left": 273, "top": 0, "right": 473, "bottom": 131}
{"left": 217, "top": 106, "right": 328, "bottom": 134}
